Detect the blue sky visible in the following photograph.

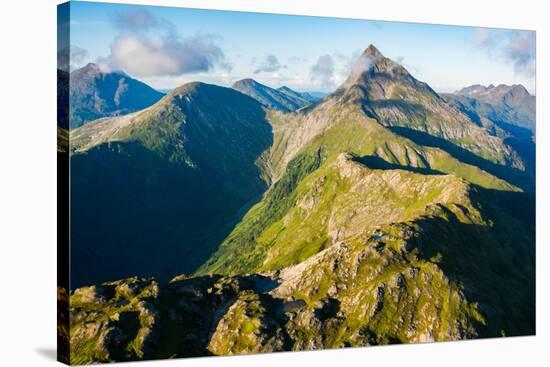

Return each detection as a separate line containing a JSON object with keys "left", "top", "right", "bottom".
{"left": 65, "top": 1, "right": 536, "bottom": 93}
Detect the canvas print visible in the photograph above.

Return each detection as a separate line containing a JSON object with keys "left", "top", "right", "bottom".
{"left": 57, "top": 1, "right": 536, "bottom": 364}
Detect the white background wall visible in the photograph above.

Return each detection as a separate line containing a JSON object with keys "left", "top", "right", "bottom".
{"left": 0, "top": 0, "right": 547, "bottom": 365}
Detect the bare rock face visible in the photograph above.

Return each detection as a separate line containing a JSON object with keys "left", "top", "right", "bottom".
{"left": 72, "top": 285, "right": 114, "bottom": 304}
{"left": 208, "top": 292, "right": 289, "bottom": 355}
{"left": 68, "top": 279, "right": 163, "bottom": 364}
{"left": 67, "top": 210, "right": 496, "bottom": 364}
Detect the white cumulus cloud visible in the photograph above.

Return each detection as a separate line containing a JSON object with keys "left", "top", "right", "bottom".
{"left": 254, "top": 55, "right": 286, "bottom": 74}
{"left": 476, "top": 28, "right": 535, "bottom": 78}
{"left": 97, "top": 9, "right": 230, "bottom": 78}
{"left": 109, "top": 34, "right": 227, "bottom": 77}
{"left": 310, "top": 55, "right": 335, "bottom": 89}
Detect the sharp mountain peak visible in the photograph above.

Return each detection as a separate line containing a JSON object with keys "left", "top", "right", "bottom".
{"left": 337, "top": 44, "right": 417, "bottom": 95}
{"left": 362, "top": 44, "right": 384, "bottom": 59}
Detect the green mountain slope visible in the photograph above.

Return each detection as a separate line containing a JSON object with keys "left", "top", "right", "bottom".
{"left": 195, "top": 45, "right": 534, "bottom": 343}
{"left": 256, "top": 47, "right": 531, "bottom": 191}
{"left": 199, "top": 111, "right": 518, "bottom": 275}
{"left": 69, "top": 82, "right": 273, "bottom": 288}
{"left": 66, "top": 161, "right": 533, "bottom": 362}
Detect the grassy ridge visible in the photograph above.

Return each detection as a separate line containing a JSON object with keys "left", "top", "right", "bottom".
{"left": 198, "top": 148, "right": 324, "bottom": 275}
{"left": 200, "top": 108, "right": 519, "bottom": 276}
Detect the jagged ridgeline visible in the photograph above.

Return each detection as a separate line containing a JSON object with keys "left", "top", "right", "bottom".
{"left": 64, "top": 45, "right": 535, "bottom": 364}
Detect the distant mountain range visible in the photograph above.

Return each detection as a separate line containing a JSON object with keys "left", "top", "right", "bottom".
{"left": 68, "top": 66, "right": 324, "bottom": 128}
{"left": 69, "top": 63, "right": 164, "bottom": 128}
{"left": 232, "top": 78, "right": 322, "bottom": 112}
{"left": 444, "top": 83, "right": 535, "bottom": 134}
{"left": 277, "top": 85, "right": 323, "bottom": 104}
{"left": 442, "top": 83, "right": 536, "bottom": 181}
{"left": 62, "top": 45, "right": 535, "bottom": 364}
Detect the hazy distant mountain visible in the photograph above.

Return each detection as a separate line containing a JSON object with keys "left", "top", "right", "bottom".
{"left": 69, "top": 63, "right": 164, "bottom": 128}
{"left": 232, "top": 78, "right": 314, "bottom": 111}
{"left": 66, "top": 45, "right": 535, "bottom": 363}
{"left": 443, "top": 84, "right": 536, "bottom": 177}
{"left": 304, "top": 91, "right": 328, "bottom": 100}
{"left": 277, "top": 86, "right": 323, "bottom": 104}
{"left": 444, "top": 84, "right": 535, "bottom": 133}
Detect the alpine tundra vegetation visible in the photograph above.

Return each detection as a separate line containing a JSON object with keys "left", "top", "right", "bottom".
{"left": 59, "top": 42, "right": 535, "bottom": 364}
